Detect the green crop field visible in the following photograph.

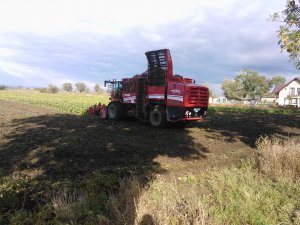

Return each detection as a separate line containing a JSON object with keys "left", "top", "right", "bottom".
{"left": 0, "top": 90, "right": 109, "bottom": 114}
{"left": 1, "top": 90, "right": 297, "bottom": 116}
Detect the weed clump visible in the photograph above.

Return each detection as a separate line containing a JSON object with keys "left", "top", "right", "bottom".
{"left": 257, "top": 136, "right": 300, "bottom": 181}
{"left": 135, "top": 176, "right": 205, "bottom": 225}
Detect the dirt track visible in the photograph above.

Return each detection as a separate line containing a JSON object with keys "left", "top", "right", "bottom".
{"left": 1, "top": 99, "right": 299, "bottom": 182}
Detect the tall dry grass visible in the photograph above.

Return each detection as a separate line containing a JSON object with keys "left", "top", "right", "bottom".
{"left": 135, "top": 177, "right": 205, "bottom": 225}
{"left": 106, "top": 176, "right": 205, "bottom": 225}
{"left": 105, "top": 177, "right": 203, "bottom": 225}
{"left": 257, "top": 136, "right": 300, "bottom": 181}
{"left": 50, "top": 189, "right": 89, "bottom": 222}
{"left": 105, "top": 177, "right": 141, "bottom": 225}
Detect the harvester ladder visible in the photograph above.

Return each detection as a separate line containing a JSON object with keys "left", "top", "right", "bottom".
{"left": 136, "top": 78, "right": 146, "bottom": 119}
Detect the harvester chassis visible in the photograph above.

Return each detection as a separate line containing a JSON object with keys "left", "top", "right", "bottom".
{"left": 87, "top": 49, "right": 209, "bottom": 127}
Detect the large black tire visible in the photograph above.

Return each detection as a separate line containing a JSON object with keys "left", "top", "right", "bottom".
{"left": 149, "top": 105, "right": 167, "bottom": 128}
{"left": 107, "top": 102, "right": 124, "bottom": 120}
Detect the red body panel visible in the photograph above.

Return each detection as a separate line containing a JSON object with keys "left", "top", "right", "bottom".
{"left": 166, "top": 81, "right": 185, "bottom": 106}
{"left": 184, "top": 85, "right": 209, "bottom": 108}
{"left": 148, "top": 86, "right": 165, "bottom": 101}
{"left": 166, "top": 81, "right": 209, "bottom": 108}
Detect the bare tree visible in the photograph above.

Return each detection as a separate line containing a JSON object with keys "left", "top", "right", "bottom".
{"left": 75, "top": 82, "right": 87, "bottom": 93}
{"left": 48, "top": 85, "right": 59, "bottom": 93}
{"left": 94, "top": 84, "right": 103, "bottom": 93}
{"left": 63, "top": 83, "right": 73, "bottom": 92}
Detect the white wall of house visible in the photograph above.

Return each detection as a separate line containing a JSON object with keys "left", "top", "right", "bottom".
{"left": 278, "top": 80, "right": 300, "bottom": 106}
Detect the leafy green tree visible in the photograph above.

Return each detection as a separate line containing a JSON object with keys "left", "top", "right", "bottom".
{"left": 38, "top": 88, "right": 48, "bottom": 93}
{"left": 269, "top": 76, "right": 286, "bottom": 88}
{"left": 271, "top": 0, "right": 300, "bottom": 68}
{"left": 235, "top": 69, "right": 270, "bottom": 99}
{"left": 94, "top": 84, "right": 103, "bottom": 93}
{"left": 222, "top": 69, "right": 280, "bottom": 100}
{"left": 208, "top": 89, "right": 214, "bottom": 97}
{"left": 75, "top": 82, "right": 87, "bottom": 93}
{"left": 221, "top": 79, "right": 243, "bottom": 100}
{"left": 48, "top": 85, "right": 59, "bottom": 93}
{"left": 63, "top": 83, "right": 73, "bottom": 92}
{"left": 0, "top": 85, "right": 6, "bottom": 90}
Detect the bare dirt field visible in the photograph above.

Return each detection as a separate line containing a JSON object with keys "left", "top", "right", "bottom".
{"left": 0, "top": 99, "right": 299, "bottom": 223}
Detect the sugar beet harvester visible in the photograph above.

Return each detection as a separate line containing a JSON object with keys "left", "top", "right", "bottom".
{"left": 87, "top": 49, "right": 209, "bottom": 127}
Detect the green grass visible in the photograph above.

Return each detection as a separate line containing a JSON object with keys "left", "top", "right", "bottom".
{"left": 131, "top": 160, "right": 300, "bottom": 225}
{"left": 2, "top": 161, "right": 299, "bottom": 225}
{"left": 209, "top": 105, "right": 298, "bottom": 114}
{"left": 0, "top": 172, "right": 117, "bottom": 225}
{"left": 0, "top": 90, "right": 109, "bottom": 114}
{"left": 203, "top": 161, "right": 300, "bottom": 225}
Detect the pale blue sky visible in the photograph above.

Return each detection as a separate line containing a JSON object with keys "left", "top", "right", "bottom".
{"left": 0, "top": 0, "right": 298, "bottom": 95}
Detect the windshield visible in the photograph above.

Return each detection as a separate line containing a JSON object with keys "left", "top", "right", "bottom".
{"left": 112, "top": 81, "right": 122, "bottom": 91}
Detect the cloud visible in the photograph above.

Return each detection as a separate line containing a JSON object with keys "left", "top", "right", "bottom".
{"left": 0, "top": 0, "right": 202, "bottom": 35}
{"left": 0, "top": 0, "right": 299, "bottom": 94}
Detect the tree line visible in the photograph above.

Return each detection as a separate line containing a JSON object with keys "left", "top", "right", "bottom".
{"left": 221, "top": 68, "right": 286, "bottom": 100}
{"left": 39, "top": 82, "right": 104, "bottom": 94}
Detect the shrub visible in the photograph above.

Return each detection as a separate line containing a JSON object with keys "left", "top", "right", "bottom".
{"left": 63, "top": 83, "right": 73, "bottom": 92}
{"left": 75, "top": 82, "right": 87, "bottom": 93}
{"left": 38, "top": 88, "right": 48, "bottom": 93}
{"left": 0, "top": 175, "right": 30, "bottom": 216}
{"left": 257, "top": 136, "right": 300, "bottom": 181}
{"left": 94, "top": 84, "right": 103, "bottom": 93}
{"left": 0, "top": 85, "right": 6, "bottom": 90}
{"left": 48, "top": 85, "right": 59, "bottom": 93}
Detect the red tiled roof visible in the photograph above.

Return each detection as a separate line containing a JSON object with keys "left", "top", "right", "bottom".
{"left": 272, "top": 85, "right": 285, "bottom": 94}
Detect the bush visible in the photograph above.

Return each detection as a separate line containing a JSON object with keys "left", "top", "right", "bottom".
{"left": 0, "top": 85, "right": 6, "bottom": 90}
{"left": 38, "top": 88, "right": 48, "bottom": 93}
{"left": 63, "top": 83, "right": 73, "bottom": 92}
{"left": 94, "top": 84, "right": 103, "bottom": 93}
{"left": 0, "top": 175, "right": 30, "bottom": 212}
{"left": 257, "top": 136, "right": 300, "bottom": 181}
{"left": 48, "top": 85, "right": 59, "bottom": 93}
{"left": 75, "top": 82, "right": 87, "bottom": 93}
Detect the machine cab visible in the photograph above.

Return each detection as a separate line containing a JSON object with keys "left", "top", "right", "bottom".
{"left": 104, "top": 80, "right": 123, "bottom": 101}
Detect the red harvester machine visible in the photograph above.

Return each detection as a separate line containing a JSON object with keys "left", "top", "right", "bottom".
{"left": 87, "top": 49, "right": 209, "bottom": 127}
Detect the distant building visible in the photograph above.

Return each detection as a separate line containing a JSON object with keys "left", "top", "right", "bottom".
{"left": 261, "top": 96, "right": 276, "bottom": 104}
{"left": 272, "top": 77, "right": 300, "bottom": 107}
{"left": 209, "top": 96, "right": 228, "bottom": 104}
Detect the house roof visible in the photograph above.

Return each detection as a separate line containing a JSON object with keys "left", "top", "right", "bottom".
{"left": 272, "top": 77, "right": 300, "bottom": 94}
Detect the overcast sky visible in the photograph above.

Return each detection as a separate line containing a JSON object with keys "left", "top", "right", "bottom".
{"left": 0, "top": 0, "right": 298, "bottom": 95}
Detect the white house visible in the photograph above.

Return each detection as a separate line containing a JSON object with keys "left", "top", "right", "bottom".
{"left": 272, "top": 77, "right": 300, "bottom": 107}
